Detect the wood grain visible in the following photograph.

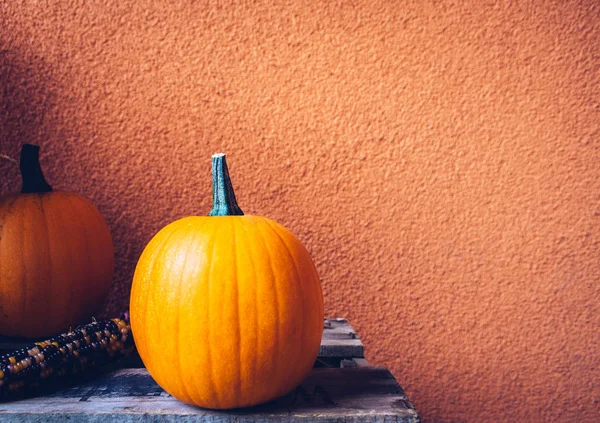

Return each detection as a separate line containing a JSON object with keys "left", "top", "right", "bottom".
{"left": 0, "top": 367, "right": 420, "bottom": 422}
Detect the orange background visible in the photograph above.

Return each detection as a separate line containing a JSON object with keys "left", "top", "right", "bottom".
{"left": 1, "top": 1, "right": 599, "bottom": 421}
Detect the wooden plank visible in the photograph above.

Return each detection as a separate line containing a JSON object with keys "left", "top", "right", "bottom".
{"left": 1, "top": 318, "right": 365, "bottom": 359}
{"left": 320, "top": 318, "right": 364, "bottom": 358}
{"left": 340, "top": 358, "right": 370, "bottom": 368}
{"left": 0, "top": 367, "right": 420, "bottom": 422}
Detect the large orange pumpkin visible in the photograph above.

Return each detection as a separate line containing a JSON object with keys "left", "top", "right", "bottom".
{"left": 0, "top": 144, "right": 114, "bottom": 338}
{"left": 130, "top": 154, "right": 324, "bottom": 409}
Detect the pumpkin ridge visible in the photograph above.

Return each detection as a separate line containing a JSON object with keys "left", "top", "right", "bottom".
{"left": 37, "top": 194, "right": 54, "bottom": 332}
{"left": 263, "top": 219, "right": 306, "bottom": 389}
{"left": 175, "top": 223, "right": 199, "bottom": 405}
{"left": 0, "top": 195, "right": 19, "bottom": 236}
{"left": 0, "top": 198, "right": 18, "bottom": 330}
{"left": 187, "top": 218, "right": 217, "bottom": 406}
{"left": 78, "top": 195, "right": 115, "bottom": 302}
{"left": 231, "top": 218, "right": 242, "bottom": 406}
{"left": 255, "top": 218, "right": 282, "bottom": 393}
{"left": 188, "top": 218, "right": 221, "bottom": 406}
{"left": 137, "top": 223, "right": 182, "bottom": 364}
{"left": 67, "top": 194, "right": 94, "bottom": 323}
{"left": 3, "top": 195, "right": 20, "bottom": 221}
{"left": 19, "top": 198, "right": 28, "bottom": 329}
{"left": 0, "top": 197, "right": 21, "bottom": 332}
{"left": 56, "top": 194, "right": 80, "bottom": 329}
{"left": 206, "top": 221, "right": 222, "bottom": 408}
{"left": 82, "top": 200, "right": 101, "bottom": 317}
{"left": 152, "top": 224, "right": 191, "bottom": 398}
{"left": 236, "top": 219, "right": 258, "bottom": 404}
{"left": 46, "top": 195, "right": 64, "bottom": 331}
{"left": 0, "top": 197, "right": 19, "bottom": 312}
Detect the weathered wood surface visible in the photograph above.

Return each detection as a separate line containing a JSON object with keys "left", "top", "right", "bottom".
{"left": 320, "top": 318, "right": 364, "bottom": 358}
{"left": 1, "top": 318, "right": 364, "bottom": 359}
{"left": 0, "top": 367, "right": 420, "bottom": 422}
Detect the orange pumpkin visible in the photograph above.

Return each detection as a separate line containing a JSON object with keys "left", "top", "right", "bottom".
{"left": 0, "top": 144, "right": 114, "bottom": 338}
{"left": 130, "top": 154, "right": 324, "bottom": 409}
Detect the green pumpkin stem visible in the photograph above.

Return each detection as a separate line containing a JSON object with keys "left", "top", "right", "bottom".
{"left": 209, "top": 153, "right": 244, "bottom": 216}
{"left": 20, "top": 144, "right": 53, "bottom": 194}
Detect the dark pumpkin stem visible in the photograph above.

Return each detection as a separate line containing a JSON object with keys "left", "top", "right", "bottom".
{"left": 20, "top": 144, "right": 53, "bottom": 194}
{"left": 209, "top": 153, "right": 244, "bottom": 216}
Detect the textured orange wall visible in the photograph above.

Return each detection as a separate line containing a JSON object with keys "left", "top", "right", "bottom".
{"left": 1, "top": 1, "right": 599, "bottom": 421}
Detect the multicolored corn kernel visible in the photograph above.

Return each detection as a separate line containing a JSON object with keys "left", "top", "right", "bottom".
{"left": 0, "top": 315, "right": 134, "bottom": 398}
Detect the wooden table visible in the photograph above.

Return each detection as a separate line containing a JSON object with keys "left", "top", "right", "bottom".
{"left": 0, "top": 319, "right": 420, "bottom": 422}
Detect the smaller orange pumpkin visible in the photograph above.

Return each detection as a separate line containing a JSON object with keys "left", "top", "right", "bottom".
{"left": 0, "top": 144, "right": 114, "bottom": 338}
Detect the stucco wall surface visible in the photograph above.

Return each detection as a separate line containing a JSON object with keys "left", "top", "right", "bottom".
{"left": 1, "top": 1, "right": 599, "bottom": 421}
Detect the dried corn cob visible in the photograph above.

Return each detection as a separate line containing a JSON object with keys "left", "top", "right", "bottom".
{"left": 0, "top": 312, "right": 134, "bottom": 398}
